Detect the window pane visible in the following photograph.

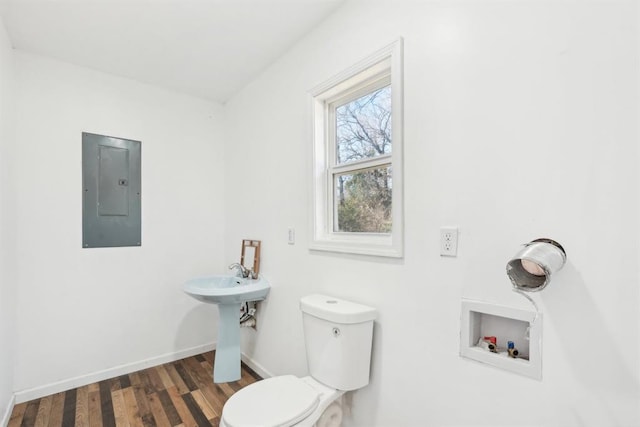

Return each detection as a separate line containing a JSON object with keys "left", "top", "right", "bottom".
{"left": 335, "top": 86, "right": 391, "bottom": 165}
{"left": 334, "top": 167, "right": 392, "bottom": 233}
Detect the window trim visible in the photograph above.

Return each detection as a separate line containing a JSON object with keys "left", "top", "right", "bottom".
{"left": 309, "top": 38, "right": 404, "bottom": 258}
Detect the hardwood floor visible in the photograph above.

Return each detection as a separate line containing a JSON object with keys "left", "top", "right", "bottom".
{"left": 8, "top": 351, "right": 262, "bottom": 427}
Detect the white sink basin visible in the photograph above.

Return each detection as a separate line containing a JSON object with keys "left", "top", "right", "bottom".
{"left": 184, "top": 275, "right": 270, "bottom": 305}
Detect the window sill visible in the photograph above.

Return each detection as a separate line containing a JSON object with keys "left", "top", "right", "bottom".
{"left": 309, "top": 235, "right": 403, "bottom": 258}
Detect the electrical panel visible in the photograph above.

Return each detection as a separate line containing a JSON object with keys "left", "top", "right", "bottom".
{"left": 82, "top": 132, "right": 141, "bottom": 248}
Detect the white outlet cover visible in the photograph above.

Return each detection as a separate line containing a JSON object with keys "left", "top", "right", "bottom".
{"left": 440, "top": 226, "right": 458, "bottom": 256}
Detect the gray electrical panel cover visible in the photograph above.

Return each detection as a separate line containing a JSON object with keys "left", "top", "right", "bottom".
{"left": 82, "top": 132, "right": 141, "bottom": 248}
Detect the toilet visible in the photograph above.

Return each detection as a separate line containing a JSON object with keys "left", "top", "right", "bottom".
{"left": 220, "top": 294, "right": 377, "bottom": 427}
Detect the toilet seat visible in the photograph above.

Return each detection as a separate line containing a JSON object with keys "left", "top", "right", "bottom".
{"left": 222, "top": 375, "right": 320, "bottom": 427}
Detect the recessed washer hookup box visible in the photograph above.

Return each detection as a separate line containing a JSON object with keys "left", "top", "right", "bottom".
{"left": 460, "top": 299, "right": 541, "bottom": 380}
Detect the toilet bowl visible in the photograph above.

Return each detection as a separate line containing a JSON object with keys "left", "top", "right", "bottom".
{"left": 220, "top": 294, "right": 376, "bottom": 427}
{"left": 220, "top": 375, "right": 344, "bottom": 427}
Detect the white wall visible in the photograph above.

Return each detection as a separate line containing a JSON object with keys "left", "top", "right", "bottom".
{"left": 0, "top": 13, "right": 15, "bottom": 425}
{"left": 11, "top": 52, "right": 227, "bottom": 396}
{"left": 225, "top": 1, "right": 640, "bottom": 426}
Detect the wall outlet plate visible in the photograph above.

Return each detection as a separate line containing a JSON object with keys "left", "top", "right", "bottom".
{"left": 440, "top": 226, "right": 458, "bottom": 256}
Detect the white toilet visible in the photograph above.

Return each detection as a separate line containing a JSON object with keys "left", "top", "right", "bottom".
{"left": 220, "top": 294, "right": 377, "bottom": 427}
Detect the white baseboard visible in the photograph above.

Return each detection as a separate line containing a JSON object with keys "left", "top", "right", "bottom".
{"left": 240, "top": 352, "right": 273, "bottom": 379}
{"left": 14, "top": 342, "right": 215, "bottom": 404}
{"left": 1, "top": 394, "right": 15, "bottom": 427}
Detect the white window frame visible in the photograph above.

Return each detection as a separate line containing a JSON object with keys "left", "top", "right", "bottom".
{"left": 310, "top": 39, "right": 403, "bottom": 258}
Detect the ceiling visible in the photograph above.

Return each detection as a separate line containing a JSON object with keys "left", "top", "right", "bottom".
{"left": 0, "top": 0, "right": 344, "bottom": 103}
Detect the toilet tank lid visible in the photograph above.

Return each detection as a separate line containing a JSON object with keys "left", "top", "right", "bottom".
{"left": 300, "top": 294, "right": 377, "bottom": 324}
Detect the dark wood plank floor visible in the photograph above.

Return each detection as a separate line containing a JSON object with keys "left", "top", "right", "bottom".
{"left": 8, "top": 351, "right": 262, "bottom": 427}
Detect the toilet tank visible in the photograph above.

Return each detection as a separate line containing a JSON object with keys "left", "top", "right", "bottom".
{"left": 300, "top": 294, "right": 376, "bottom": 391}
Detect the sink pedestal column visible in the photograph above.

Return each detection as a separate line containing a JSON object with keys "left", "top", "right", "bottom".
{"left": 213, "top": 303, "right": 242, "bottom": 383}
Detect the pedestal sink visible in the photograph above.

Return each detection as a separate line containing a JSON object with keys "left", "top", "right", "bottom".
{"left": 184, "top": 275, "right": 270, "bottom": 383}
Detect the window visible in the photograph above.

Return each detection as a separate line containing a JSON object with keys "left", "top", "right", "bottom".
{"left": 310, "top": 39, "right": 403, "bottom": 257}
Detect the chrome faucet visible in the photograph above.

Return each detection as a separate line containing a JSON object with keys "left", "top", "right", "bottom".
{"left": 228, "top": 263, "right": 250, "bottom": 278}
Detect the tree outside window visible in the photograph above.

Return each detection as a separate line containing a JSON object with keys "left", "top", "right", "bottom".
{"left": 334, "top": 86, "right": 392, "bottom": 233}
